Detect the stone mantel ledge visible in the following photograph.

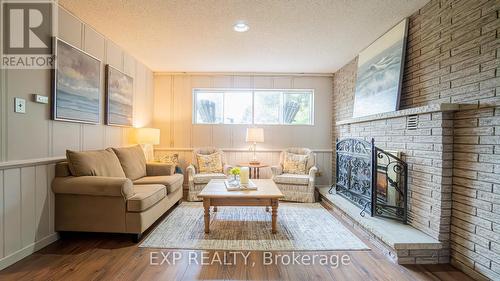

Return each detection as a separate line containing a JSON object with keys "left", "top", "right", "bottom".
{"left": 336, "top": 103, "right": 459, "bottom": 126}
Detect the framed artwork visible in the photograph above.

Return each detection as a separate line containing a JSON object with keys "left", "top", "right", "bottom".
{"left": 52, "top": 38, "right": 101, "bottom": 123}
{"left": 352, "top": 18, "right": 408, "bottom": 118}
{"left": 105, "top": 65, "right": 134, "bottom": 126}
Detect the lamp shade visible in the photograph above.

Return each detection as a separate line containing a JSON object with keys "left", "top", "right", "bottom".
{"left": 246, "top": 128, "right": 264, "bottom": 143}
{"left": 136, "top": 128, "right": 160, "bottom": 145}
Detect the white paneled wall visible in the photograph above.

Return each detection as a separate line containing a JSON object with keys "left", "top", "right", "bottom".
{"left": 0, "top": 4, "right": 155, "bottom": 271}
{"left": 153, "top": 74, "right": 334, "bottom": 187}
{"left": 155, "top": 148, "right": 333, "bottom": 186}
{"left": 1, "top": 6, "right": 154, "bottom": 162}
{"left": 0, "top": 159, "right": 61, "bottom": 270}
{"left": 153, "top": 74, "right": 333, "bottom": 150}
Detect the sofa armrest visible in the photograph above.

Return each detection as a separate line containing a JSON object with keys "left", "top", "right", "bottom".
{"left": 186, "top": 164, "right": 196, "bottom": 181}
{"left": 146, "top": 162, "right": 174, "bottom": 176}
{"left": 309, "top": 166, "right": 318, "bottom": 182}
{"left": 223, "top": 164, "right": 233, "bottom": 175}
{"left": 52, "top": 176, "right": 133, "bottom": 199}
{"left": 271, "top": 165, "right": 283, "bottom": 179}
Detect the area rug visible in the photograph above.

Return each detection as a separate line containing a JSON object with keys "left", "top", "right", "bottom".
{"left": 140, "top": 202, "right": 369, "bottom": 251}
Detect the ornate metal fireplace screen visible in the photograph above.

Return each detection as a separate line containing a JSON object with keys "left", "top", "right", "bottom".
{"left": 329, "top": 138, "right": 408, "bottom": 223}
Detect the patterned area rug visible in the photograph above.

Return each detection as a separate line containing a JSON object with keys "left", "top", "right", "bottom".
{"left": 140, "top": 202, "right": 369, "bottom": 251}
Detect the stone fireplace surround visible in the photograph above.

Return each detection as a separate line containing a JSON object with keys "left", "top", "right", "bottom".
{"left": 321, "top": 103, "right": 459, "bottom": 264}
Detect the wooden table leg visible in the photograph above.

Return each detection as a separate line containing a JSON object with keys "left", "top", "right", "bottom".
{"left": 204, "top": 198, "right": 210, "bottom": 233}
{"left": 257, "top": 168, "right": 260, "bottom": 179}
{"left": 271, "top": 199, "right": 278, "bottom": 234}
{"left": 213, "top": 206, "right": 217, "bottom": 212}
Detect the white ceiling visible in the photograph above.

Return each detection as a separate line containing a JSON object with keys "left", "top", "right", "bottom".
{"left": 59, "top": 0, "right": 427, "bottom": 73}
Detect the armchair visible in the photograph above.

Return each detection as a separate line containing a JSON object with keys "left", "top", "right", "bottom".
{"left": 187, "top": 147, "right": 232, "bottom": 201}
{"left": 271, "top": 148, "right": 318, "bottom": 203}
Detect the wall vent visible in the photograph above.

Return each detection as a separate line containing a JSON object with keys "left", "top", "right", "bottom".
{"left": 406, "top": 115, "right": 418, "bottom": 130}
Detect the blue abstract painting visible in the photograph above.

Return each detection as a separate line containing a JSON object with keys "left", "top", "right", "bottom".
{"left": 353, "top": 19, "right": 408, "bottom": 118}
{"left": 53, "top": 39, "right": 101, "bottom": 123}
{"left": 105, "top": 65, "right": 134, "bottom": 126}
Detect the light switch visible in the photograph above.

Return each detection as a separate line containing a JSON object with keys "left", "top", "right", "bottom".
{"left": 33, "top": 94, "right": 49, "bottom": 104}
{"left": 14, "top": 98, "right": 26, "bottom": 113}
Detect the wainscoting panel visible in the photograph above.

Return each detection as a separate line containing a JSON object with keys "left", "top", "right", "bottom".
{"left": 20, "top": 167, "right": 36, "bottom": 248}
{"left": 4, "top": 168, "right": 22, "bottom": 257}
{"left": 0, "top": 171, "right": 3, "bottom": 258}
{"left": 0, "top": 159, "right": 61, "bottom": 270}
{"left": 155, "top": 148, "right": 333, "bottom": 187}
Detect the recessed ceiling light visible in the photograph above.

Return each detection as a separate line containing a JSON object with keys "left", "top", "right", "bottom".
{"left": 233, "top": 22, "right": 249, "bottom": 32}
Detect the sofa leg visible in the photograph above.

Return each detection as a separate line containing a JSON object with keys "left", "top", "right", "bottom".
{"left": 133, "top": 233, "right": 143, "bottom": 243}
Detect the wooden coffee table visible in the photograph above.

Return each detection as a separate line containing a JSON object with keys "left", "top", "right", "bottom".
{"left": 197, "top": 179, "right": 284, "bottom": 234}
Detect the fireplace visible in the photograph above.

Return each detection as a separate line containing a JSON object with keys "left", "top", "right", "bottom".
{"left": 329, "top": 138, "right": 408, "bottom": 223}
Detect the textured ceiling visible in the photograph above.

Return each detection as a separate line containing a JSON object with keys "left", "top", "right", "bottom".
{"left": 59, "top": 0, "right": 427, "bottom": 73}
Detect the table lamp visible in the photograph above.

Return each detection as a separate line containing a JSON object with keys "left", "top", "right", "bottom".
{"left": 136, "top": 127, "right": 160, "bottom": 161}
{"left": 246, "top": 128, "right": 264, "bottom": 165}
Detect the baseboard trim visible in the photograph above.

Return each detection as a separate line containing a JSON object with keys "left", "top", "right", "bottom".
{"left": 0, "top": 233, "right": 59, "bottom": 271}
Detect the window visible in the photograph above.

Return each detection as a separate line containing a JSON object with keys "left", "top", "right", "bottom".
{"left": 195, "top": 91, "right": 223, "bottom": 124}
{"left": 193, "top": 89, "right": 313, "bottom": 125}
{"left": 224, "top": 91, "right": 252, "bottom": 124}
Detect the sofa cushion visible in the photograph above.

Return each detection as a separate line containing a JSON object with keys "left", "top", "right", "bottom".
{"left": 112, "top": 145, "right": 147, "bottom": 180}
{"left": 196, "top": 152, "right": 223, "bottom": 173}
{"left": 127, "top": 184, "right": 166, "bottom": 212}
{"left": 66, "top": 148, "right": 126, "bottom": 177}
{"left": 193, "top": 173, "right": 226, "bottom": 184}
{"left": 274, "top": 174, "right": 310, "bottom": 185}
{"left": 134, "top": 174, "right": 184, "bottom": 193}
{"left": 283, "top": 153, "right": 308, "bottom": 174}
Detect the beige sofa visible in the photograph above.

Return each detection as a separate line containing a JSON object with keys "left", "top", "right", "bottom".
{"left": 52, "top": 145, "right": 183, "bottom": 241}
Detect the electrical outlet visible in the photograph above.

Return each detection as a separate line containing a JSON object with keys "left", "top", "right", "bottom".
{"left": 14, "top": 98, "right": 26, "bottom": 113}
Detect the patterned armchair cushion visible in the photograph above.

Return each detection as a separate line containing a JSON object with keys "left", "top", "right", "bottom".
{"left": 280, "top": 148, "right": 315, "bottom": 171}
{"left": 196, "top": 152, "right": 223, "bottom": 173}
{"left": 273, "top": 174, "right": 310, "bottom": 185}
{"left": 193, "top": 173, "right": 226, "bottom": 184}
{"left": 282, "top": 152, "right": 309, "bottom": 174}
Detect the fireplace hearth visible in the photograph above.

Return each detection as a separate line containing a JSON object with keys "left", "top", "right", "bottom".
{"left": 329, "top": 138, "right": 408, "bottom": 223}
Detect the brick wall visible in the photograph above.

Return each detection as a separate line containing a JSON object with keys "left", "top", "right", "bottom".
{"left": 337, "top": 110, "right": 454, "bottom": 263}
{"left": 332, "top": 0, "right": 500, "bottom": 280}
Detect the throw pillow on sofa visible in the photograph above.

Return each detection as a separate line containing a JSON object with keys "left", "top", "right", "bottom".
{"left": 66, "top": 148, "right": 126, "bottom": 177}
{"left": 112, "top": 145, "right": 147, "bottom": 180}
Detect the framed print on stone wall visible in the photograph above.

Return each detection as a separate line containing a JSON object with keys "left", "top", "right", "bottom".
{"left": 52, "top": 38, "right": 101, "bottom": 124}
{"left": 105, "top": 65, "right": 134, "bottom": 126}
{"left": 352, "top": 18, "right": 408, "bottom": 118}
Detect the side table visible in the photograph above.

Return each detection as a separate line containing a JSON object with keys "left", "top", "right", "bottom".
{"left": 237, "top": 163, "right": 269, "bottom": 179}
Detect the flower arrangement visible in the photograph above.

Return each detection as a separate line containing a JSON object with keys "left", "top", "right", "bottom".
{"left": 229, "top": 167, "right": 241, "bottom": 182}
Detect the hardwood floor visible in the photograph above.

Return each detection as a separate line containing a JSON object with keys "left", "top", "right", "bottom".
{"left": 0, "top": 202, "right": 473, "bottom": 281}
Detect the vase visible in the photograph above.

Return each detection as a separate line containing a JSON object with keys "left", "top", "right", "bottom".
{"left": 230, "top": 174, "right": 239, "bottom": 184}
